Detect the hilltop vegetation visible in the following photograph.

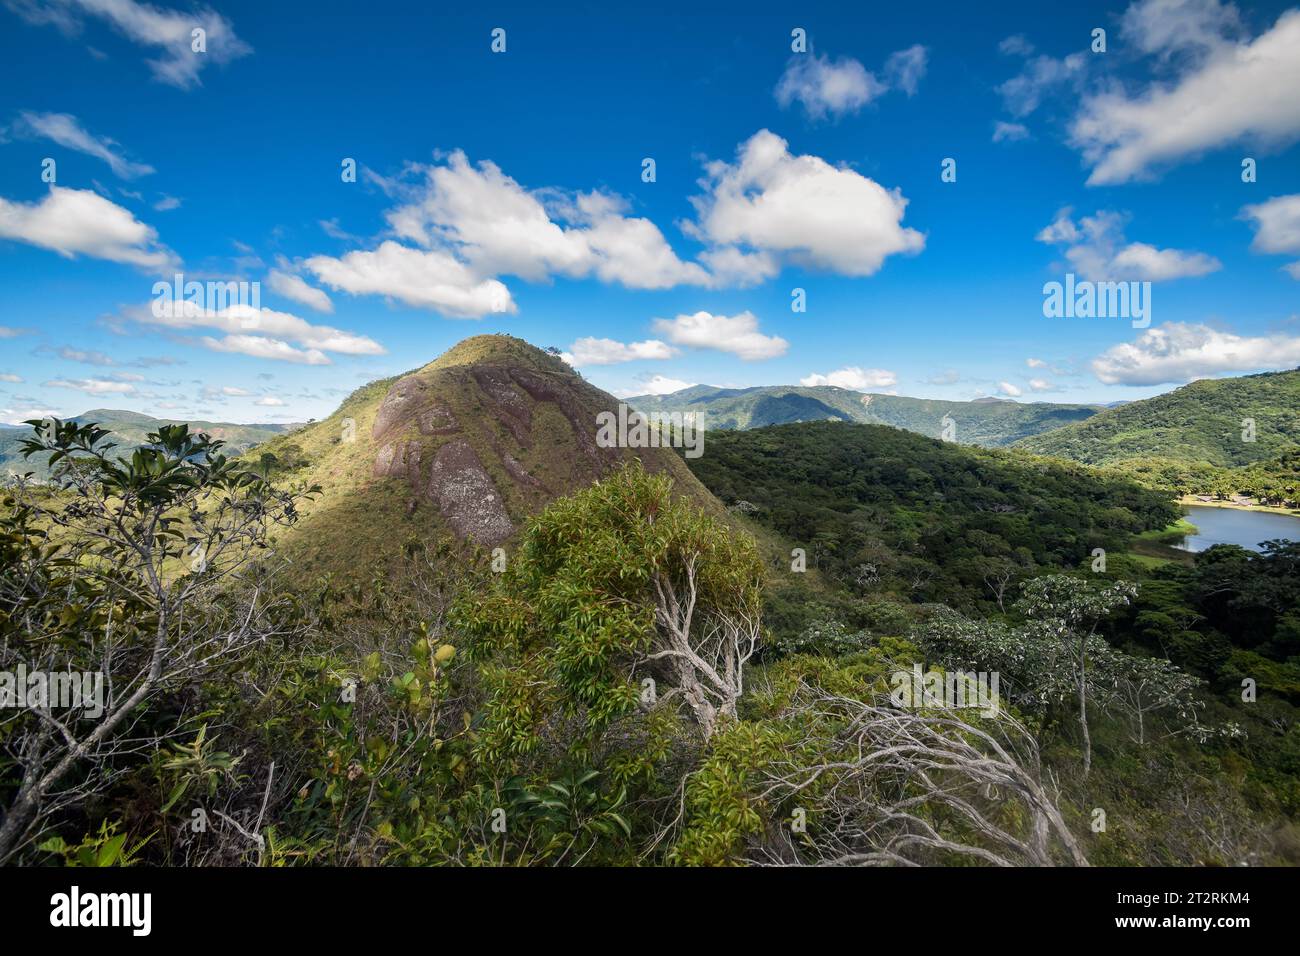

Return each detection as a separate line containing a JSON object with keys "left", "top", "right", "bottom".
{"left": 1016, "top": 369, "right": 1300, "bottom": 467}
{"left": 629, "top": 384, "right": 1100, "bottom": 446}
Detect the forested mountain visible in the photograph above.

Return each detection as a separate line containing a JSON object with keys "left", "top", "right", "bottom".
{"left": 628, "top": 384, "right": 1100, "bottom": 446}
{"left": 1015, "top": 369, "right": 1300, "bottom": 466}
{"left": 0, "top": 408, "right": 296, "bottom": 480}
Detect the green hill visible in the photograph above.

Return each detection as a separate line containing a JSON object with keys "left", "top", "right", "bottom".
{"left": 1, "top": 409, "right": 296, "bottom": 481}
{"left": 628, "top": 384, "right": 1100, "bottom": 447}
{"left": 250, "top": 334, "right": 720, "bottom": 576}
{"left": 1014, "top": 368, "right": 1300, "bottom": 466}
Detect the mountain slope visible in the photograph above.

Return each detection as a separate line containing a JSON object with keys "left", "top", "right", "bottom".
{"left": 1014, "top": 368, "right": 1300, "bottom": 466}
{"left": 1, "top": 409, "right": 294, "bottom": 480}
{"left": 254, "top": 335, "right": 719, "bottom": 574}
{"left": 628, "top": 385, "right": 1100, "bottom": 447}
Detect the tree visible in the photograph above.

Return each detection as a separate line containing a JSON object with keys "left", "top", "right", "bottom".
{"left": 456, "top": 464, "right": 765, "bottom": 754}
{"left": 753, "top": 685, "right": 1089, "bottom": 867}
{"left": 0, "top": 419, "right": 314, "bottom": 861}
{"left": 1015, "top": 575, "right": 1137, "bottom": 777}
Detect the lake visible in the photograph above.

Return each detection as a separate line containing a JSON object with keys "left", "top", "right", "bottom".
{"left": 1175, "top": 504, "right": 1300, "bottom": 553}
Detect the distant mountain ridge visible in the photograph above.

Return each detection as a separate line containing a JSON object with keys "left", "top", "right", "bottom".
{"left": 1, "top": 409, "right": 298, "bottom": 480}
{"left": 627, "top": 384, "right": 1102, "bottom": 447}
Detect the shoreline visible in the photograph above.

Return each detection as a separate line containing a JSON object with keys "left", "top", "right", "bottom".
{"left": 1178, "top": 496, "right": 1300, "bottom": 517}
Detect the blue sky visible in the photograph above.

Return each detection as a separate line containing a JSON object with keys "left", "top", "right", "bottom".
{"left": 2, "top": 0, "right": 1300, "bottom": 424}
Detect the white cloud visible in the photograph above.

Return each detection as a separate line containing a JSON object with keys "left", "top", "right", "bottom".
{"left": 1091, "top": 321, "right": 1300, "bottom": 385}
{"left": 153, "top": 195, "right": 180, "bottom": 211}
{"left": 1, "top": 407, "right": 62, "bottom": 426}
{"left": 1241, "top": 193, "right": 1300, "bottom": 276}
{"left": 0, "top": 186, "right": 176, "bottom": 269}
{"left": 998, "top": 34, "right": 1035, "bottom": 57}
{"left": 1036, "top": 208, "right": 1220, "bottom": 281}
{"left": 884, "top": 45, "right": 928, "bottom": 96}
{"left": 267, "top": 268, "right": 333, "bottom": 313}
{"left": 998, "top": 52, "right": 1087, "bottom": 117}
{"left": 1027, "top": 378, "right": 1059, "bottom": 392}
{"left": 801, "top": 366, "right": 897, "bottom": 390}
{"left": 43, "top": 377, "right": 136, "bottom": 395}
{"left": 775, "top": 45, "right": 927, "bottom": 119}
{"left": 254, "top": 395, "right": 285, "bottom": 407}
{"left": 561, "top": 337, "right": 675, "bottom": 367}
{"left": 993, "top": 121, "right": 1029, "bottom": 143}
{"left": 7, "top": 0, "right": 252, "bottom": 89}
{"left": 305, "top": 240, "right": 514, "bottom": 318}
{"left": 201, "top": 335, "right": 328, "bottom": 365}
{"left": 8, "top": 111, "right": 153, "bottom": 178}
{"left": 652, "top": 311, "right": 787, "bottom": 361}
{"left": 1120, "top": 0, "right": 1244, "bottom": 63}
{"left": 373, "top": 150, "right": 707, "bottom": 292}
{"left": 0, "top": 373, "right": 24, "bottom": 383}
{"left": 630, "top": 374, "right": 694, "bottom": 397}
{"left": 1026, "top": 357, "right": 1048, "bottom": 368}
{"left": 775, "top": 54, "right": 887, "bottom": 119}
{"left": 998, "top": 381, "right": 1023, "bottom": 397}
{"left": 129, "top": 301, "right": 384, "bottom": 365}
{"left": 688, "top": 129, "right": 924, "bottom": 278}
{"left": 1072, "top": 5, "right": 1300, "bottom": 184}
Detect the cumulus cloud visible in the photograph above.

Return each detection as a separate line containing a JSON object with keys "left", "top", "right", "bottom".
{"left": 775, "top": 46, "right": 927, "bottom": 120}
{"left": 1027, "top": 378, "right": 1060, "bottom": 392}
{"left": 1036, "top": 208, "right": 1220, "bottom": 281}
{"left": 775, "top": 54, "right": 886, "bottom": 120}
{"left": 1091, "top": 321, "right": 1300, "bottom": 384}
{"left": 0, "top": 186, "right": 177, "bottom": 269}
{"left": 305, "top": 150, "right": 710, "bottom": 317}
{"left": 128, "top": 301, "right": 384, "bottom": 366}
{"left": 383, "top": 151, "right": 705, "bottom": 289}
{"left": 1240, "top": 193, "right": 1300, "bottom": 276}
{"left": 801, "top": 366, "right": 898, "bottom": 390}
{"left": 688, "top": 129, "right": 924, "bottom": 279}
{"left": 267, "top": 268, "right": 334, "bottom": 313}
{"left": 305, "top": 240, "right": 515, "bottom": 319}
{"left": 7, "top": 111, "right": 153, "bottom": 178}
{"left": 6, "top": 0, "right": 253, "bottom": 89}
{"left": 652, "top": 311, "right": 787, "bottom": 361}
{"left": 1072, "top": 3, "right": 1300, "bottom": 184}
{"left": 254, "top": 395, "right": 285, "bottom": 407}
{"left": 998, "top": 381, "right": 1023, "bottom": 397}
{"left": 560, "top": 337, "right": 675, "bottom": 367}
